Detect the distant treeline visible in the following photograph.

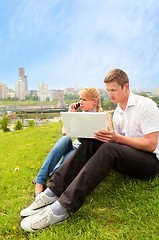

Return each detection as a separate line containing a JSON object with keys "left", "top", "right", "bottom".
{"left": 1, "top": 93, "right": 159, "bottom": 110}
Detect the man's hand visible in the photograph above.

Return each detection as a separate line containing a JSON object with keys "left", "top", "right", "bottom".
{"left": 106, "top": 112, "right": 113, "bottom": 130}
{"left": 95, "top": 112, "right": 115, "bottom": 142}
{"left": 95, "top": 129, "right": 116, "bottom": 142}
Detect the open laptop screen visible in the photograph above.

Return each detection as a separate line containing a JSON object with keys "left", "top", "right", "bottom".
{"left": 60, "top": 112, "right": 107, "bottom": 139}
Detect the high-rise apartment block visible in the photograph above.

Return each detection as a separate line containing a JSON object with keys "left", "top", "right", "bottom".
{"left": 18, "top": 68, "right": 24, "bottom": 78}
{"left": 18, "top": 67, "right": 28, "bottom": 91}
{"left": 38, "top": 82, "right": 49, "bottom": 101}
{"left": 15, "top": 80, "right": 25, "bottom": 100}
{"left": 0, "top": 82, "right": 8, "bottom": 99}
{"left": 38, "top": 82, "right": 48, "bottom": 94}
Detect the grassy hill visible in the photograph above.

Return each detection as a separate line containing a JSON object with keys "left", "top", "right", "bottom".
{"left": 0, "top": 122, "right": 159, "bottom": 239}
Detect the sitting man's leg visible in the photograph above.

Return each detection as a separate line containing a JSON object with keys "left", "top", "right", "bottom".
{"left": 21, "top": 141, "right": 159, "bottom": 231}
{"left": 53, "top": 142, "right": 159, "bottom": 212}
{"left": 20, "top": 139, "right": 102, "bottom": 216}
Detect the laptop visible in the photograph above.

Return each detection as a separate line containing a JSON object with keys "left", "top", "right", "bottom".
{"left": 60, "top": 112, "right": 107, "bottom": 139}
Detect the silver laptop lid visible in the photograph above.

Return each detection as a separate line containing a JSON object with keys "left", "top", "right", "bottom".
{"left": 61, "top": 112, "right": 107, "bottom": 139}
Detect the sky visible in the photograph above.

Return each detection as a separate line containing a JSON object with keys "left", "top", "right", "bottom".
{"left": 0, "top": 0, "right": 159, "bottom": 91}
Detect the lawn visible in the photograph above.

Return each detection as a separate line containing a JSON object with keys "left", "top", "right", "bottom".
{"left": 0, "top": 121, "right": 159, "bottom": 239}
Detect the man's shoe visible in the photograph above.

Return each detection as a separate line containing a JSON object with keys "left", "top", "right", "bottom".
{"left": 20, "top": 192, "right": 58, "bottom": 217}
{"left": 21, "top": 205, "right": 69, "bottom": 231}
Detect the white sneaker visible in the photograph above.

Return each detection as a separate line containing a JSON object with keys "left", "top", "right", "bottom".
{"left": 21, "top": 205, "right": 69, "bottom": 231}
{"left": 20, "top": 192, "right": 58, "bottom": 217}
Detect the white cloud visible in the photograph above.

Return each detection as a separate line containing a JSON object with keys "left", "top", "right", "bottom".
{"left": 9, "top": 0, "right": 59, "bottom": 39}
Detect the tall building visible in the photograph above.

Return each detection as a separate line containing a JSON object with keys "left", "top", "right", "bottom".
{"left": 74, "top": 83, "right": 78, "bottom": 91}
{"left": 18, "top": 68, "right": 24, "bottom": 78}
{"left": 15, "top": 80, "right": 25, "bottom": 100}
{"left": 0, "top": 82, "right": 8, "bottom": 99}
{"left": 38, "top": 82, "right": 48, "bottom": 94}
{"left": 38, "top": 82, "right": 49, "bottom": 101}
{"left": 18, "top": 67, "right": 28, "bottom": 91}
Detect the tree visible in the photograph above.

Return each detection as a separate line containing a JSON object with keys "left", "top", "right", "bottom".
{"left": 0, "top": 115, "right": 10, "bottom": 132}
{"left": 14, "top": 119, "right": 24, "bottom": 131}
{"left": 103, "top": 99, "right": 117, "bottom": 110}
{"left": 32, "top": 95, "right": 39, "bottom": 101}
{"left": 100, "top": 96, "right": 104, "bottom": 109}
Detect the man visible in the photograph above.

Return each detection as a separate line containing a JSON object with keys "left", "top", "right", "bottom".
{"left": 20, "top": 69, "right": 159, "bottom": 231}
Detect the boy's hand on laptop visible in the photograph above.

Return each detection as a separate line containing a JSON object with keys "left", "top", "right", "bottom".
{"left": 95, "top": 129, "right": 115, "bottom": 142}
{"left": 95, "top": 112, "right": 115, "bottom": 142}
{"left": 105, "top": 112, "right": 113, "bottom": 131}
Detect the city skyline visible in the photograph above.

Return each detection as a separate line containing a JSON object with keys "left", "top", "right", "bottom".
{"left": 0, "top": 1, "right": 159, "bottom": 91}
{"left": 1, "top": 68, "right": 158, "bottom": 93}
{"left": 1, "top": 66, "right": 159, "bottom": 101}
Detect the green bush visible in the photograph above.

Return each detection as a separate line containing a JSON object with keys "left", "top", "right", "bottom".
{"left": 14, "top": 119, "right": 24, "bottom": 131}
{"left": 28, "top": 119, "right": 35, "bottom": 127}
{"left": 0, "top": 114, "right": 10, "bottom": 132}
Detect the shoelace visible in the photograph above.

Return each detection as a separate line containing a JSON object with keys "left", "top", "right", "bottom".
{"left": 31, "top": 207, "right": 50, "bottom": 227}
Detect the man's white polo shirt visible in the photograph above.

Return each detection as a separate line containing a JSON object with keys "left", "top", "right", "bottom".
{"left": 113, "top": 92, "right": 159, "bottom": 160}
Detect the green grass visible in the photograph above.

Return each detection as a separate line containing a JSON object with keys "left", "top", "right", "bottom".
{"left": 0, "top": 100, "right": 57, "bottom": 106}
{"left": 0, "top": 122, "right": 159, "bottom": 239}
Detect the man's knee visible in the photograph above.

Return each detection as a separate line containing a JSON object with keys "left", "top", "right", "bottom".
{"left": 97, "top": 142, "right": 123, "bottom": 165}
{"left": 99, "top": 142, "right": 119, "bottom": 153}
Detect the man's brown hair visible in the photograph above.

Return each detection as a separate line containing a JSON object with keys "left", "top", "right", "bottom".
{"left": 104, "top": 69, "right": 129, "bottom": 88}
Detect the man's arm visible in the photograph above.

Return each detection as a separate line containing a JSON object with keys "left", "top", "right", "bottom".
{"left": 95, "top": 130, "right": 158, "bottom": 152}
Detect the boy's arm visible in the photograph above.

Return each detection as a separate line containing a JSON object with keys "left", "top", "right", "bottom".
{"left": 95, "top": 130, "right": 158, "bottom": 153}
